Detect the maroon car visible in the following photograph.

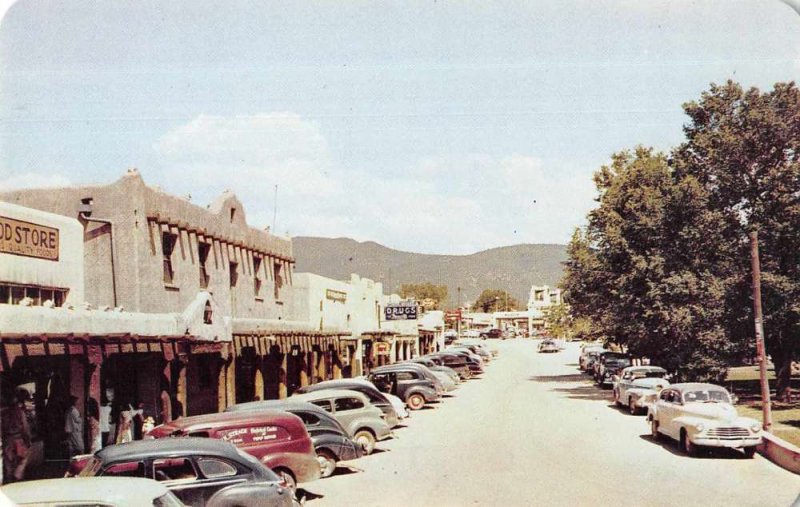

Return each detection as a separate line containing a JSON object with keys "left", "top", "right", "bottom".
{"left": 147, "top": 409, "right": 320, "bottom": 490}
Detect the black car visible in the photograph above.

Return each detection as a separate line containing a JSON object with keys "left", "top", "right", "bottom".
{"left": 226, "top": 399, "right": 363, "bottom": 478}
{"left": 479, "top": 328, "right": 503, "bottom": 339}
{"left": 77, "top": 437, "right": 293, "bottom": 507}
{"left": 595, "top": 352, "right": 632, "bottom": 386}
{"left": 367, "top": 365, "right": 441, "bottom": 410}
{"left": 294, "top": 379, "right": 399, "bottom": 428}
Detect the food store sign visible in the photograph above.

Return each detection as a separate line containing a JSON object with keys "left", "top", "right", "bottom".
{"left": 0, "top": 216, "right": 59, "bottom": 261}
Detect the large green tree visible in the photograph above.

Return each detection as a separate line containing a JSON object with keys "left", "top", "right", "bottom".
{"left": 673, "top": 80, "right": 800, "bottom": 399}
{"left": 563, "top": 146, "right": 743, "bottom": 381}
{"left": 473, "top": 289, "right": 519, "bottom": 313}
{"left": 398, "top": 283, "right": 448, "bottom": 310}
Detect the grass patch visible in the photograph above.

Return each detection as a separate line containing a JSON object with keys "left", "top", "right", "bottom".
{"left": 736, "top": 400, "right": 800, "bottom": 449}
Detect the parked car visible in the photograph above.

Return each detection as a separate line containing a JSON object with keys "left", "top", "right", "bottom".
{"left": 2, "top": 477, "right": 185, "bottom": 507}
{"left": 594, "top": 352, "right": 632, "bottom": 386}
{"left": 442, "top": 349, "right": 485, "bottom": 374}
{"left": 461, "top": 329, "right": 481, "bottom": 339}
{"left": 408, "top": 357, "right": 461, "bottom": 384}
{"left": 479, "top": 328, "right": 503, "bottom": 339}
{"left": 455, "top": 338, "right": 499, "bottom": 358}
{"left": 368, "top": 364, "right": 442, "bottom": 410}
{"left": 450, "top": 344, "right": 491, "bottom": 362}
{"left": 290, "top": 389, "right": 392, "bottom": 455}
{"left": 294, "top": 378, "right": 399, "bottom": 428}
{"left": 647, "top": 383, "right": 763, "bottom": 458}
{"left": 75, "top": 438, "right": 295, "bottom": 506}
{"left": 425, "top": 352, "right": 473, "bottom": 380}
{"left": 225, "top": 400, "right": 363, "bottom": 478}
{"left": 146, "top": 410, "right": 320, "bottom": 490}
{"left": 538, "top": 340, "right": 560, "bottom": 353}
{"left": 612, "top": 366, "right": 670, "bottom": 415}
{"left": 582, "top": 349, "right": 606, "bottom": 373}
{"left": 383, "top": 392, "right": 410, "bottom": 420}
{"left": 379, "top": 361, "right": 447, "bottom": 393}
{"left": 579, "top": 345, "right": 606, "bottom": 371}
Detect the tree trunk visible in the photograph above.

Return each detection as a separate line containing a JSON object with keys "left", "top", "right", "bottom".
{"left": 770, "top": 340, "right": 794, "bottom": 403}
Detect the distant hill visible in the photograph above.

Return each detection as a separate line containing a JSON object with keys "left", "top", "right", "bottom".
{"left": 292, "top": 237, "right": 567, "bottom": 309}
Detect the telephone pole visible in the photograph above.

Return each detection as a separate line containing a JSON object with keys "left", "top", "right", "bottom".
{"left": 750, "top": 230, "right": 772, "bottom": 431}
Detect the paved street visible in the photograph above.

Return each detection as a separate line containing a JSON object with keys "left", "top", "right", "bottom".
{"left": 305, "top": 340, "right": 799, "bottom": 507}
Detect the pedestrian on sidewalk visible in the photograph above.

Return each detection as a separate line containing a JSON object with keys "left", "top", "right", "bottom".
{"left": 64, "top": 396, "right": 84, "bottom": 457}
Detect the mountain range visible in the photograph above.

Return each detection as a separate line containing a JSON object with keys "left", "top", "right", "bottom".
{"left": 292, "top": 237, "right": 567, "bottom": 309}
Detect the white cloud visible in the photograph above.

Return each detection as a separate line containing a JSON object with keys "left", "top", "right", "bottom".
{"left": 152, "top": 113, "right": 596, "bottom": 254}
{"left": 0, "top": 172, "right": 72, "bottom": 191}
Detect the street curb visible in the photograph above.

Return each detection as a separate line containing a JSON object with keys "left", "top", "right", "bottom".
{"left": 758, "top": 432, "right": 800, "bottom": 475}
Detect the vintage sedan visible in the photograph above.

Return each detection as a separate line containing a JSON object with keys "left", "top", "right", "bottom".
{"left": 290, "top": 389, "right": 392, "bottom": 455}
{"left": 147, "top": 410, "right": 320, "bottom": 490}
{"left": 613, "top": 366, "right": 670, "bottom": 415}
{"left": 647, "top": 383, "right": 762, "bottom": 458}
{"left": 538, "top": 340, "right": 560, "bottom": 353}
{"left": 294, "top": 378, "right": 399, "bottom": 428}
{"left": 368, "top": 364, "right": 442, "bottom": 409}
{"left": 2, "top": 477, "right": 185, "bottom": 507}
{"left": 76, "top": 438, "right": 295, "bottom": 506}
{"left": 226, "top": 400, "right": 363, "bottom": 478}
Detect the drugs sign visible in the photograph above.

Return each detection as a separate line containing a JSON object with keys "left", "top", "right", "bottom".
{"left": 384, "top": 303, "right": 418, "bottom": 321}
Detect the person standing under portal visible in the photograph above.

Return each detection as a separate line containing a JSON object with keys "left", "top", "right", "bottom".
{"left": 64, "top": 396, "right": 83, "bottom": 457}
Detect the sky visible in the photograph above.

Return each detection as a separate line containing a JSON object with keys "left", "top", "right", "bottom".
{"left": 1, "top": 0, "right": 799, "bottom": 254}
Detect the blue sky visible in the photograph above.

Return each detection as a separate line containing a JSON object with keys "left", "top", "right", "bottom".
{"left": 1, "top": 0, "right": 799, "bottom": 254}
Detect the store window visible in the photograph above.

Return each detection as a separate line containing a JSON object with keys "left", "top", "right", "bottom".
{"left": 229, "top": 261, "right": 238, "bottom": 288}
{"left": 253, "top": 255, "right": 263, "bottom": 297}
{"left": 0, "top": 283, "right": 68, "bottom": 306}
{"left": 198, "top": 242, "right": 211, "bottom": 289}
{"left": 273, "top": 262, "right": 283, "bottom": 300}
{"left": 162, "top": 232, "right": 178, "bottom": 284}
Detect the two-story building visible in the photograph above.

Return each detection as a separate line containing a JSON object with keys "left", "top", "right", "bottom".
{"left": 0, "top": 171, "right": 352, "bottom": 432}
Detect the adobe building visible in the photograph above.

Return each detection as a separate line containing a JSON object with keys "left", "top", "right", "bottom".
{"left": 0, "top": 171, "right": 353, "bottom": 427}
{"left": 290, "top": 272, "right": 406, "bottom": 376}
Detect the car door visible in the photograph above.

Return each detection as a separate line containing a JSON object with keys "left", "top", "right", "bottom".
{"left": 153, "top": 456, "right": 250, "bottom": 507}
{"left": 658, "top": 390, "right": 681, "bottom": 440}
{"left": 617, "top": 371, "right": 633, "bottom": 401}
{"left": 298, "top": 410, "right": 350, "bottom": 458}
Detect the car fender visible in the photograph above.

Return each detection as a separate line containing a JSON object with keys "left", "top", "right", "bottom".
{"left": 351, "top": 417, "right": 392, "bottom": 440}
{"left": 261, "top": 452, "right": 321, "bottom": 483}
{"left": 408, "top": 386, "right": 439, "bottom": 402}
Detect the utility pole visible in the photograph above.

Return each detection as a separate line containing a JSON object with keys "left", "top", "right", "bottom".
{"left": 750, "top": 230, "right": 773, "bottom": 431}
{"left": 456, "top": 287, "right": 461, "bottom": 336}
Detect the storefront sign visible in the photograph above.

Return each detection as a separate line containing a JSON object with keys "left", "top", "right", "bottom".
{"left": 326, "top": 289, "right": 347, "bottom": 303}
{"left": 0, "top": 216, "right": 59, "bottom": 261}
{"left": 374, "top": 342, "right": 391, "bottom": 355}
{"left": 384, "top": 302, "right": 418, "bottom": 320}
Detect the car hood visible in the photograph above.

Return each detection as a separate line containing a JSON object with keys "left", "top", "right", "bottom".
{"left": 682, "top": 402, "right": 740, "bottom": 422}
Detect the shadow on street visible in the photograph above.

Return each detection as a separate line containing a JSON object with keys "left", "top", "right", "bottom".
{"left": 638, "top": 434, "right": 751, "bottom": 460}
{"left": 529, "top": 374, "right": 587, "bottom": 383}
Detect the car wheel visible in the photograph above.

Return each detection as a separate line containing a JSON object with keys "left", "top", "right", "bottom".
{"left": 681, "top": 430, "right": 696, "bottom": 457}
{"left": 275, "top": 468, "right": 297, "bottom": 492}
{"left": 650, "top": 418, "right": 661, "bottom": 440}
{"left": 743, "top": 446, "right": 757, "bottom": 459}
{"left": 354, "top": 429, "right": 376, "bottom": 455}
{"left": 316, "top": 449, "right": 337, "bottom": 478}
{"left": 628, "top": 398, "right": 638, "bottom": 415}
{"left": 407, "top": 393, "right": 426, "bottom": 410}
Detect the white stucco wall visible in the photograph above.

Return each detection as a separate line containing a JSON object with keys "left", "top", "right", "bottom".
{"left": 289, "top": 273, "right": 383, "bottom": 334}
{"left": 0, "top": 201, "right": 85, "bottom": 303}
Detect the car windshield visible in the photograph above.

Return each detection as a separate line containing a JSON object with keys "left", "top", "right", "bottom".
{"left": 683, "top": 389, "right": 730, "bottom": 403}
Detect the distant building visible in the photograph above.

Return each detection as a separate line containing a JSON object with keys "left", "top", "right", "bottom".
{"left": 527, "top": 285, "right": 562, "bottom": 330}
